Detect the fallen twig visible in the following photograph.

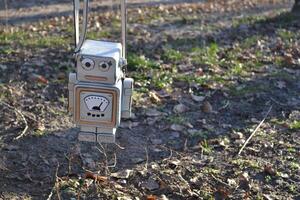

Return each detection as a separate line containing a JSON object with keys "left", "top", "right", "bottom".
{"left": 211, "top": 174, "right": 231, "bottom": 188}
{"left": 47, "top": 163, "right": 61, "bottom": 200}
{"left": 114, "top": 142, "right": 125, "bottom": 150}
{"left": 144, "top": 147, "right": 149, "bottom": 170}
{"left": 237, "top": 105, "right": 273, "bottom": 156}
{"left": 0, "top": 101, "right": 29, "bottom": 140}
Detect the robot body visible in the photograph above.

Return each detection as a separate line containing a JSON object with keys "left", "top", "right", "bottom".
{"left": 69, "top": 40, "right": 133, "bottom": 143}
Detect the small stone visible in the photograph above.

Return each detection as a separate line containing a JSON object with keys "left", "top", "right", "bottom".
{"left": 120, "top": 121, "right": 133, "bottom": 129}
{"left": 83, "top": 158, "right": 96, "bottom": 169}
{"left": 150, "top": 163, "right": 159, "bottom": 170}
{"left": 169, "top": 132, "right": 180, "bottom": 139}
{"left": 170, "top": 124, "right": 185, "bottom": 132}
{"left": 173, "top": 104, "right": 189, "bottom": 114}
{"left": 131, "top": 157, "right": 145, "bottom": 164}
{"left": 147, "top": 117, "right": 159, "bottom": 125}
{"left": 235, "top": 139, "right": 246, "bottom": 146}
{"left": 0, "top": 64, "right": 7, "bottom": 70}
{"left": 184, "top": 122, "right": 194, "bottom": 128}
{"left": 111, "top": 169, "right": 133, "bottom": 179}
{"left": 150, "top": 138, "right": 163, "bottom": 145}
{"left": 142, "top": 178, "right": 160, "bottom": 191}
{"left": 230, "top": 131, "right": 244, "bottom": 139}
{"left": 146, "top": 108, "right": 162, "bottom": 117}
{"left": 191, "top": 94, "right": 205, "bottom": 102}
{"left": 178, "top": 64, "right": 193, "bottom": 72}
{"left": 202, "top": 101, "right": 213, "bottom": 113}
{"left": 280, "top": 173, "right": 289, "bottom": 178}
{"left": 227, "top": 178, "right": 237, "bottom": 187}
{"left": 275, "top": 178, "right": 284, "bottom": 185}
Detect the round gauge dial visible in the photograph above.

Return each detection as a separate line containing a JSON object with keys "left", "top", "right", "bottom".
{"left": 84, "top": 95, "right": 109, "bottom": 112}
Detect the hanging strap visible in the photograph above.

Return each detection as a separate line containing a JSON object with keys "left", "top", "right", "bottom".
{"left": 73, "top": 0, "right": 127, "bottom": 59}
{"left": 121, "top": 0, "right": 127, "bottom": 60}
{"left": 73, "top": 0, "right": 89, "bottom": 53}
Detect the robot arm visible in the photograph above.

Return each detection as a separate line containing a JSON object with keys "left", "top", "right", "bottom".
{"left": 121, "top": 78, "right": 134, "bottom": 119}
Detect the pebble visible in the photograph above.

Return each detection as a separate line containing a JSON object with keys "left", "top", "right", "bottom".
{"left": 230, "top": 131, "right": 244, "bottom": 139}
{"left": 170, "top": 124, "right": 185, "bottom": 132}
{"left": 169, "top": 132, "right": 180, "bottom": 139}
{"left": 235, "top": 139, "right": 246, "bottom": 146}
{"left": 191, "top": 94, "right": 205, "bottom": 102}
{"left": 150, "top": 138, "right": 163, "bottom": 145}
{"left": 173, "top": 103, "right": 189, "bottom": 114}
{"left": 111, "top": 169, "right": 133, "bottom": 179}
{"left": 146, "top": 108, "right": 162, "bottom": 117}
{"left": 131, "top": 157, "right": 145, "bottom": 164}
{"left": 142, "top": 178, "right": 160, "bottom": 191}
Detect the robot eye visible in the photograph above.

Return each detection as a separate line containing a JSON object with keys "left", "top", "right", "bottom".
{"left": 99, "top": 61, "right": 110, "bottom": 72}
{"left": 81, "top": 58, "right": 95, "bottom": 71}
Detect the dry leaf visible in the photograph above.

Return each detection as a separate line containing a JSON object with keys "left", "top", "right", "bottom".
{"left": 264, "top": 165, "right": 276, "bottom": 176}
{"left": 147, "top": 195, "right": 157, "bottom": 200}
{"left": 84, "top": 172, "right": 107, "bottom": 182}
{"left": 149, "top": 91, "right": 161, "bottom": 104}
{"left": 284, "top": 53, "right": 294, "bottom": 65}
{"left": 202, "top": 101, "right": 213, "bottom": 113}
{"left": 31, "top": 74, "right": 48, "bottom": 84}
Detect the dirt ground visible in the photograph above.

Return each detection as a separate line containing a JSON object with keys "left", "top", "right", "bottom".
{"left": 0, "top": 0, "right": 299, "bottom": 199}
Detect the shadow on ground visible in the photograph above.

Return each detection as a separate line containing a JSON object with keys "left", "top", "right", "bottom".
{"left": 0, "top": 3, "right": 299, "bottom": 199}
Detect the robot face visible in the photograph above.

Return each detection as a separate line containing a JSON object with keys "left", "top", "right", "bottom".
{"left": 77, "top": 55, "right": 118, "bottom": 84}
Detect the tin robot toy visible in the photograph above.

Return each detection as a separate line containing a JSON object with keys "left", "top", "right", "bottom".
{"left": 68, "top": 0, "right": 133, "bottom": 143}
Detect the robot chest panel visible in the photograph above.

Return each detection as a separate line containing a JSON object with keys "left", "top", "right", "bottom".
{"left": 74, "top": 86, "right": 120, "bottom": 127}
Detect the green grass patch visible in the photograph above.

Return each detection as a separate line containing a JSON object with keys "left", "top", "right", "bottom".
{"left": 230, "top": 83, "right": 271, "bottom": 96}
{"left": 127, "top": 53, "right": 160, "bottom": 71}
{"left": 165, "top": 115, "right": 187, "bottom": 125}
{"left": 191, "top": 43, "right": 219, "bottom": 66}
{"left": 289, "top": 120, "right": 300, "bottom": 130}
{"left": 0, "top": 30, "right": 70, "bottom": 48}
{"left": 162, "top": 47, "right": 184, "bottom": 63}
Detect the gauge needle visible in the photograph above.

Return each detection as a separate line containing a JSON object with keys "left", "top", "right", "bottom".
{"left": 92, "top": 102, "right": 103, "bottom": 111}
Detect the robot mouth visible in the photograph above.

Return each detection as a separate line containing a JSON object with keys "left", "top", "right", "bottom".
{"left": 85, "top": 75, "right": 108, "bottom": 81}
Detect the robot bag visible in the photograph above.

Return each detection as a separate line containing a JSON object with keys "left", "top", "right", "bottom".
{"left": 68, "top": 0, "right": 133, "bottom": 143}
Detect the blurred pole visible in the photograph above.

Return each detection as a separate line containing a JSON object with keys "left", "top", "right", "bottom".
{"left": 4, "top": 0, "right": 8, "bottom": 29}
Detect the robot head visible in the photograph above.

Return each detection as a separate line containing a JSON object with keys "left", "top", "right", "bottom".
{"left": 76, "top": 40, "right": 124, "bottom": 84}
